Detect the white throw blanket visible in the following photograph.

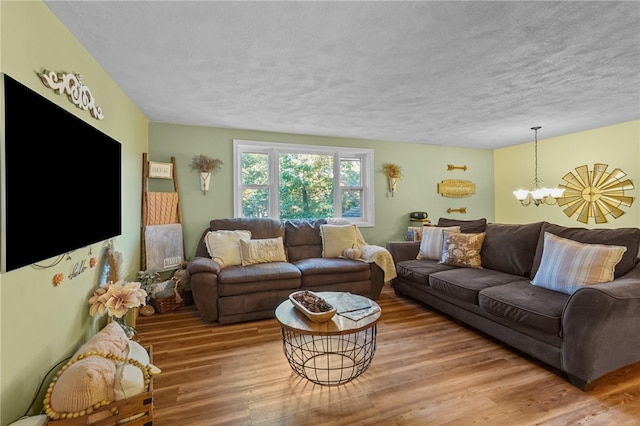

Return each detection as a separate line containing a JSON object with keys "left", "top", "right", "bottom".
{"left": 326, "top": 218, "right": 397, "bottom": 282}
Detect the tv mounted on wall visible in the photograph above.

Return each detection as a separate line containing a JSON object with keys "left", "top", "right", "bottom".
{"left": 1, "top": 73, "right": 122, "bottom": 272}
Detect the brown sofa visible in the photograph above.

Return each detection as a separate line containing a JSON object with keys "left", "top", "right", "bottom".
{"left": 187, "top": 217, "right": 385, "bottom": 324}
{"left": 386, "top": 218, "right": 640, "bottom": 390}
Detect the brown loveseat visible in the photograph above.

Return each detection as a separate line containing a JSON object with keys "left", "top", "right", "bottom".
{"left": 386, "top": 218, "right": 640, "bottom": 390}
{"left": 187, "top": 218, "right": 385, "bottom": 324}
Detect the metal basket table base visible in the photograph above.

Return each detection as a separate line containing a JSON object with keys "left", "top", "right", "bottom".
{"left": 280, "top": 325, "right": 377, "bottom": 386}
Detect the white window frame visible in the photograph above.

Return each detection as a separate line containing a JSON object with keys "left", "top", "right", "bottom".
{"left": 233, "top": 139, "right": 375, "bottom": 227}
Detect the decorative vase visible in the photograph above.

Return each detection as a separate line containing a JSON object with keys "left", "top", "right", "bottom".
{"left": 388, "top": 177, "right": 398, "bottom": 197}
{"left": 199, "top": 172, "right": 211, "bottom": 194}
{"left": 112, "top": 315, "right": 137, "bottom": 341}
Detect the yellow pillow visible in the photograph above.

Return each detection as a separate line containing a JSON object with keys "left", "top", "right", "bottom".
{"left": 239, "top": 237, "right": 287, "bottom": 266}
{"left": 204, "top": 230, "right": 251, "bottom": 267}
{"left": 320, "top": 224, "right": 360, "bottom": 258}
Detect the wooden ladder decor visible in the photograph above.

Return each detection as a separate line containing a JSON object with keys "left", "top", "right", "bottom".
{"left": 141, "top": 153, "right": 184, "bottom": 271}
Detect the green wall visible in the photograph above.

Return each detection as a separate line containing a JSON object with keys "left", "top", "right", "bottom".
{"left": 0, "top": 2, "right": 148, "bottom": 424}
{"left": 148, "top": 123, "right": 495, "bottom": 257}
{"left": 494, "top": 120, "right": 639, "bottom": 227}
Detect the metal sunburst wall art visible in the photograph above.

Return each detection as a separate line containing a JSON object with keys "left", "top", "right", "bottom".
{"left": 557, "top": 163, "right": 634, "bottom": 224}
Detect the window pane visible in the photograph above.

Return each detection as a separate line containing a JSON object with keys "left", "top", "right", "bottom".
{"left": 241, "top": 152, "right": 269, "bottom": 185}
{"left": 279, "top": 153, "right": 334, "bottom": 219}
{"left": 341, "top": 189, "right": 362, "bottom": 218}
{"left": 242, "top": 188, "right": 269, "bottom": 217}
{"left": 340, "top": 158, "right": 361, "bottom": 187}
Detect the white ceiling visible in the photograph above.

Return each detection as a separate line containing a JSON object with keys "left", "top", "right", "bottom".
{"left": 44, "top": 1, "right": 639, "bottom": 149}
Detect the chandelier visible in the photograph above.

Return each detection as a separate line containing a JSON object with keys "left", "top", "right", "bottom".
{"left": 513, "top": 126, "right": 565, "bottom": 206}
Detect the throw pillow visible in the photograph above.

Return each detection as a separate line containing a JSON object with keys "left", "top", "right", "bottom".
{"left": 114, "top": 340, "right": 151, "bottom": 400}
{"left": 439, "top": 230, "right": 486, "bottom": 269}
{"left": 204, "top": 230, "right": 252, "bottom": 268}
{"left": 320, "top": 224, "right": 361, "bottom": 258}
{"left": 531, "top": 232, "right": 627, "bottom": 295}
{"left": 416, "top": 226, "right": 461, "bottom": 260}
{"left": 239, "top": 237, "right": 287, "bottom": 266}
{"left": 50, "top": 322, "right": 129, "bottom": 414}
{"left": 530, "top": 222, "right": 640, "bottom": 279}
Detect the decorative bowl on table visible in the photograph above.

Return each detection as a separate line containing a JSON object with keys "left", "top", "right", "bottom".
{"left": 289, "top": 290, "right": 337, "bottom": 323}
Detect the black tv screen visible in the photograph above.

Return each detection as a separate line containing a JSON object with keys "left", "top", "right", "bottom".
{"left": 1, "top": 73, "right": 121, "bottom": 272}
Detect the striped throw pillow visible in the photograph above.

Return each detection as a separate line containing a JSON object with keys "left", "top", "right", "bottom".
{"left": 417, "top": 226, "right": 461, "bottom": 260}
{"left": 531, "top": 232, "right": 627, "bottom": 294}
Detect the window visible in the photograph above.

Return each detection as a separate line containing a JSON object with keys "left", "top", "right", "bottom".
{"left": 234, "top": 140, "right": 374, "bottom": 226}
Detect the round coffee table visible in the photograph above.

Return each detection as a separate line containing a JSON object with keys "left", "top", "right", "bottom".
{"left": 275, "top": 291, "right": 381, "bottom": 386}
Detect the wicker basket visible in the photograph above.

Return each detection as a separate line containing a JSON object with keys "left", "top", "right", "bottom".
{"left": 150, "top": 282, "right": 184, "bottom": 314}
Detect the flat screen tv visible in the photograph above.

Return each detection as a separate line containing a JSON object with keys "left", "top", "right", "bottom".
{"left": 1, "top": 73, "right": 121, "bottom": 272}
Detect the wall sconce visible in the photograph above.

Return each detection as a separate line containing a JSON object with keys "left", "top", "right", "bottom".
{"left": 512, "top": 126, "right": 565, "bottom": 206}
{"left": 189, "top": 154, "right": 223, "bottom": 195}
{"left": 382, "top": 163, "right": 402, "bottom": 197}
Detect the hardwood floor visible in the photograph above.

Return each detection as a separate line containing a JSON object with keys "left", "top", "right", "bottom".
{"left": 136, "top": 285, "right": 640, "bottom": 426}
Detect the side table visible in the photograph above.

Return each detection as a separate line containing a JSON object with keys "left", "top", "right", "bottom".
{"left": 275, "top": 292, "right": 381, "bottom": 386}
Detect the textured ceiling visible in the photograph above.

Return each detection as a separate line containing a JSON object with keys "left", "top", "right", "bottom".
{"left": 44, "top": 1, "right": 639, "bottom": 149}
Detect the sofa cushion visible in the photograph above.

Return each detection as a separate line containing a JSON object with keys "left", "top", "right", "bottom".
{"left": 478, "top": 280, "right": 568, "bottom": 336}
{"left": 481, "top": 222, "right": 543, "bottom": 277}
{"left": 217, "top": 263, "right": 301, "bottom": 296}
{"left": 295, "top": 258, "right": 371, "bottom": 286}
{"left": 531, "top": 222, "right": 640, "bottom": 279}
{"left": 437, "top": 217, "right": 487, "bottom": 233}
{"left": 217, "top": 262, "right": 301, "bottom": 285}
{"left": 439, "top": 231, "right": 486, "bottom": 269}
{"left": 284, "top": 219, "right": 325, "bottom": 261}
{"left": 429, "top": 268, "right": 524, "bottom": 305}
{"left": 531, "top": 232, "right": 626, "bottom": 295}
{"left": 204, "top": 230, "right": 252, "bottom": 268}
{"left": 320, "top": 224, "right": 361, "bottom": 258}
{"left": 239, "top": 237, "right": 287, "bottom": 266}
{"left": 396, "top": 259, "right": 458, "bottom": 286}
{"left": 416, "top": 226, "right": 460, "bottom": 260}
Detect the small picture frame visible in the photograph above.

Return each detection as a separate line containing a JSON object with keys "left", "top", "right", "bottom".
{"left": 148, "top": 161, "right": 173, "bottom": 179}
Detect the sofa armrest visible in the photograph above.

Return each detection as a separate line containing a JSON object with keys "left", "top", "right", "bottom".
{"left": 186, "top": 257, "right": 221, "bottom": 322}
{"left": 187, "top": 256, "right": 221, "bottom": 275}
{"left": 385, "top": 241, "right": 420, "bottom": 263}
{"left": 561, "top": 261, "right": 640, "bottom": 388}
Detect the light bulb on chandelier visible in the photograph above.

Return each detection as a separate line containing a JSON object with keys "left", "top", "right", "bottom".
{"left": 513, "top": 126, "right": 565, "bottom": 206}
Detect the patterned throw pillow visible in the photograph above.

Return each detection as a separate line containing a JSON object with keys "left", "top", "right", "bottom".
{"left": 204, "top": 230, "right": 252, "bottom": 267}
{"left": 439, "top": 230, "right": 486, "bottom": 268}
{"left": 416, "top": 226, "right": 461, "bottom": 260}
{"left": 239, "top": 237, "right": 287, "bottom": 266}
{"left": 531, "top": 232, "right": 627, "bottom": 295}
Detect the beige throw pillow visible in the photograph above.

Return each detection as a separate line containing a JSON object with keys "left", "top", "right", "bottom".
{"left": 204, "top": 230, "right": 252, "bottom": 268}
{"left": 439, "top": 230, "right": 486, "bottom": 269}
{"left": 531, "top": 232, "right": 626, "bottom": 295}
{"left": 320, "top": 224, "right": 360, "bottom": 258}
{"left": 417, "top": 226, "right": 461, "bottom": 260}
{"left": 239, "top": 237, "right": 287, "bottom": 266}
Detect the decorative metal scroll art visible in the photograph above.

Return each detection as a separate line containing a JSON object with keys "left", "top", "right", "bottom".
{"left": 557, "top": 163, "right": 634, "bottom": 224}
{"left": 38, "top": 70, "right": 104, "bottom": 120}
{"left": 437, "top": 179, "right": 476, "bottom": 198}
